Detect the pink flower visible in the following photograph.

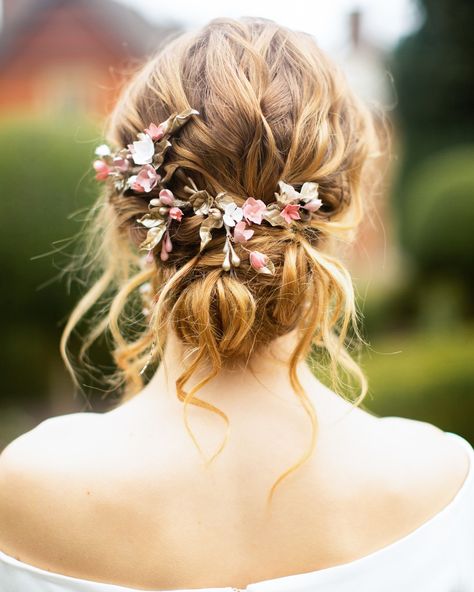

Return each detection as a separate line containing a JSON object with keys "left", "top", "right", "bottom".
{"left": 233, "top": 220, "right": 254, "bottom": 243}
{"left": 160, "top": 231, "right": 173, "bottom": 261}
{"left": 243, "top": 197, "right": 266, "bottom": 224}
{"left": 112, "top": 156, "right": 129, "bottom": 172}
{"left": 169, "top": 207, "right": 183, "bottom": 221}
{"left": 281, "top": 203, "right": 301, "bottom": 224}
{"left": 131, "top": 164, "right": 160, "bottom": 193}
{"left": 145, "top": 122, "right": 167, "bottom": 141}
{"left": 93, "top": 159, "right": 111, "bottom": 181}
{"left": 158, "top": 189, "right": 175, "bottom": 205}
{"left": 249, "top": 251, "right": 268, "bottom": 270}
{"left": 303, "top": 199, "right": 323, "bottom": 212}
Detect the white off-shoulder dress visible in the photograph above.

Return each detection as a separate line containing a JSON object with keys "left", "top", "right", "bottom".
{"left": 0, "top": 431, "right": 473, "bottom": 592}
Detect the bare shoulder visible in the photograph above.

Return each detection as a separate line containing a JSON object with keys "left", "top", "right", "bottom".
{"left": 0, "top": 412, "right": 104, "bottom": 556}
{"left": 0, "top": 411, "right": 103, "bottom": 486}
{"left": 373, "top": 416, "right": 471, "bottom": 522}
{"left": 0, "top": 411, "right": 102, "bottom": 468}
{"left": 315, "top": 414, "right": 472, "bottom": 560}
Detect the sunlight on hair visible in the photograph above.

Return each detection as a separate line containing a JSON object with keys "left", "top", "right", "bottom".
{"left": 60, "top": 16, "right": 382, "bottom": 509}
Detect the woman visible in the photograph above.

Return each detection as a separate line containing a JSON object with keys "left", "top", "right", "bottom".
{"left": 0, "top": 16, "right": 472, "bottom": 592}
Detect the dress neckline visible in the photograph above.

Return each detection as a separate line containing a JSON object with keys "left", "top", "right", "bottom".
{"left": 0, "top": 431, "right": 472, "bottom": 592}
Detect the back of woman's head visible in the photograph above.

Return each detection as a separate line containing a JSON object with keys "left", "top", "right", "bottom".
{"left": 62, "top": 16, "right": 380, "bottom": 502}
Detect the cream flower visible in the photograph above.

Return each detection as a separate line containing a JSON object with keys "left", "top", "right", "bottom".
{"left": 95, "top": 144, "right": 111, "bottom": 157}
{"left": 128, "top": 133, "right": 155, "bottom": 165}
{"left": 223, "top": 202, "right": 244, "bottom": 227}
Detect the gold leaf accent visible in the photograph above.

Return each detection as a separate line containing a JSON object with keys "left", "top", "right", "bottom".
{"left": 137, "top": 213, "right": 162, "bottom": 228}
{"left": 152, "top": 140, "right": 172, "bottom": 168}
{"left": 199, "top": 216, "right": 223, "bottom": 252}
{"left": 262, "top": 205, "right": 285, "bottom": 226}
{"left": 172, "top": 197, "right": 192, "bottom": 209}
{"left": 163, "top": 108, "right": 200, "bottom": 137}
{"left": 139, "top": 222, "right": 167, "bottom": 251}
{"left": 190, "top": 190, "right": 213, "bottom": 216}
{"left": 214, "top": 192, "right": 233, "bottom": 210}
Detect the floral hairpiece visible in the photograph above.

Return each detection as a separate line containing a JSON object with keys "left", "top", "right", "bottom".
{"left": 93, "top": 108, "right": 324, "bottom": 276}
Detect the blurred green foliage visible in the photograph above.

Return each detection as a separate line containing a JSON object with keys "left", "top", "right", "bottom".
{"left": 360, "top": 324, "right": 474, "bottom": 442}
{"left": 391, "top": 0, "right": 474, "bottom": 310}
{"left": 393, "top": 0, "right": 474, "bottom": 190}
{"left": 386, "top": 0, "right": 474, "bottom": 318}
{"left": 402, "top": 145, "right": 474, "bottom": 285}
{"left": 0, "top": 116, "right": 99, "bottom": 407}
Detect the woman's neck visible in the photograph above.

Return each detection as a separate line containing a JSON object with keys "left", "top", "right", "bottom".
{"left": 135, "top": 327, "right": 358, "bottom": 427}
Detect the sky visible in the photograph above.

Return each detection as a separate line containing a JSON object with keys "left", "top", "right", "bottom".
{"left": 115, "top": 0, "right": 422, "bottom": 53}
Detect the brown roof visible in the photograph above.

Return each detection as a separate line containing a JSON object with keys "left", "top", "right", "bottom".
{"left": 0, "top": 0, "right": 182, "bottom": 64}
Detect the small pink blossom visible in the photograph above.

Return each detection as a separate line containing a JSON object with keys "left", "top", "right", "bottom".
{"left": 159, "top": 189, "right": 175, "bottom": 205}
{"left": 160, "top": 231, "right": 173, "bottom": 261}
{"left": 242, "top": 197, "right": 266, "bottom": 224}
{"left": 145, "top": 122, "right": 167, "bottom": 141}
{"left": 302, "top": 198, "right": 323, "bottom": 212}
{"left": 93, "top": 159, "right": 111, "bottom": 181}
{"left": 281, "top": 203, "right": 301, "bottom": 224}
{"left": 131, "top": 165, "right": 160, "bottom": 193}
{"left": 233, "top": 220, "right": 254, "bottom": 243}
{"left": 169, "top": 207, "right": 183, "bottom": 221}
{"left": 249, "top": 251, "right": 268, "bottom": 270}
{"left": 112, "top": 156, "right": 129, "bottom": 172}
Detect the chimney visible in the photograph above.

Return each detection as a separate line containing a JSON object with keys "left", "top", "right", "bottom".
{"left": 349, "top": 9, "right": 362, "bottom": 50}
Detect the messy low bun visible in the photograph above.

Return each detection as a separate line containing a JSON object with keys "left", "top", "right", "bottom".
{"left": 61, "top": 16, "right": 380, "bottom": 504}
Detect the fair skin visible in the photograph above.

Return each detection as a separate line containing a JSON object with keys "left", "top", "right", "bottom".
{"left": 0, "top": 327, "right": 470, "bottom": 590}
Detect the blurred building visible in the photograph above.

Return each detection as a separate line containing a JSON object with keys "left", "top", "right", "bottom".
{"left": 0, "top": 0, "right": 180, "bottom": 117}
{"left": 335, "top": 10, "right": 402, "bottom": 288}
{"left": 337, "top": 10, "right": 396, "bottom": 110}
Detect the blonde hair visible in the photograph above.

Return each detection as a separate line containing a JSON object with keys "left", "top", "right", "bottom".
{"left": 61, "top": 16, "right": 380, "bottom": 506}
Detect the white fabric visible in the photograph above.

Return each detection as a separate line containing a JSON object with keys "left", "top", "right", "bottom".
{"left": 0, "top": 431, "right": 473, "bottom": 592}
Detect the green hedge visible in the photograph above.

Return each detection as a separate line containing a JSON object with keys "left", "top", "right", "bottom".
{"left": 402, "top": 145, "right": 474, "bottom": 280}
{"left": 360, "top": 324, "right": 474, "bottom": 443}
{"left": 0, "top": 116, "right": 99, "bottom": 405}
